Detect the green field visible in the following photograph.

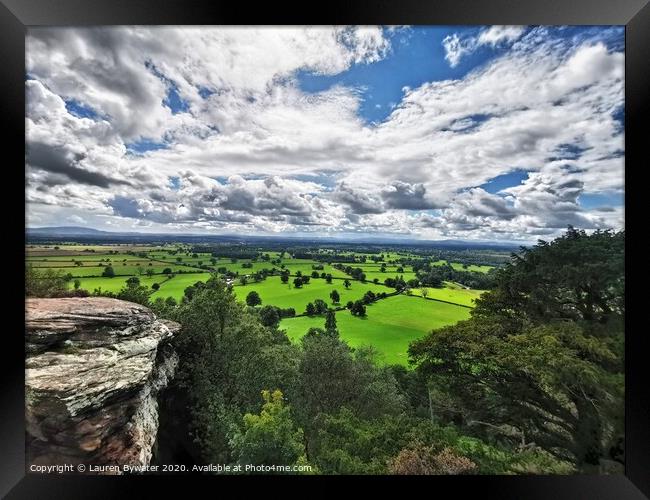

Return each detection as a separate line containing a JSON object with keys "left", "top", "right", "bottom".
{"left": 68, "top": 275, "right": 170, "bottom": 293}
{"left": 66, "top": 272, "right": 212, "bottom": 299}
{"left": 432, "top": 260, "right": 493, "bottom": 273}
{"left": 410, "top": 285, "right": 485, "bottom": 307}
{"left": 233, "top": 276, "right": 388, "bottom": 312}
{"left": 280, "top": 294, "right": 471, "bottom": 365}
{"left": 151, "top": 273, "right": 213, "bottom": 300}
{"left": 35, "top": 244, "right": 491, "bottom": 365}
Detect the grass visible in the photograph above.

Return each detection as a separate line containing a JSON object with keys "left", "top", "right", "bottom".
{"left": 279, "top": 294, "right": 471, "bottom": 365}
{"left": 150, "top": 273, "right": 213, "bottom": 300}
{"left": 361, "top": 269, "right": 417, "bottom": 283}
{"left": 432, "top": 260, "right": 493, "bottom": 273}
{"left": 38, "top": 244, "right": 485, "bottom": 366}
{"left": 233, "top": 276, "right": 389, "bottom": 312}
{"left": 56, "top": 265, "right": 198, "bottom": 277}
{"left": 410, "top": 285, "right": 485, "bottom": 307}
{"left": 67, "top": 275, "right": 170, "bottom": 293}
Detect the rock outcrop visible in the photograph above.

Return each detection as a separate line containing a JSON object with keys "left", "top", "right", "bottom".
{"left": 25, "top": 297, "right": 180, "bottom": 472}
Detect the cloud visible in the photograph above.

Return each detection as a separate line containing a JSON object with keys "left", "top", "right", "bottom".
{"left": 443, "top": 25, "right": 526, "bottom": 67}
{"left": 27, "top": 26, "right": 390, "bottom": 142}
{"left": 442, "top": 34, "right": 469, "bottom": 68}
{"left": 381, "top": 182, "right": 443, "bottom": 210}
{"left": 331, "top": 182, "right": 384, "bottom": 214}
{"left": 26, "top": 141, "right": 130, "bottom": 188}
{"left": 25, "top": 26, "right": 624, "bottom": 241}
{"left": 477, "top": 26, "right": 526, "bottom": 47}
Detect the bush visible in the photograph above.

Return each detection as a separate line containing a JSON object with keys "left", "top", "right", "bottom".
{"left": 102, "top": 266, "right": 116, "bottom": 278}
{"left": 246, "top": 291, "right": 262, "bottom": 307}
{"left": 389, "top": 445, "right": 477, "bottom": 475}
{"left": 25, "top": 266, "right": 68, "bottom": 297}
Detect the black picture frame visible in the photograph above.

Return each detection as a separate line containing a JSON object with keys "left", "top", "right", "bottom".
{"left": 1, "top": 1, "right": 646, "bottom": 497}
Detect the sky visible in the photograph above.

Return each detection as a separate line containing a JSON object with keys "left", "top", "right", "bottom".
{"left": 25, "top": 25, "right": 625, "bottom": 242}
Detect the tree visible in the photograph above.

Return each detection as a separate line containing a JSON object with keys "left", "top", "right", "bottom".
{"left": 25, "top": 266, "right": 68, "bottom": 297}
{"left": 344, "top": 279, "right": 351, "bottom": 289}
{"left": 116, "top": 278, "right": 151, "bottom": 306}
{"left": 73, "top": 279, "right": 81, "bottom": 290}
{"left": 305, "top": 302, "right": 316, "bottom": 316}
{"left": 362, "top": 291, "right": 376, "bottom": 304}
{"left": 329, "top": 289, "right": 340, "bottom": 304}
{"left": 281, "top": 274, "right": 289, "bottom": 284}
{"left": 102, "top": 266, "right": 115, "bottom": 278}
{"left": 246, "top": 290, "right": 262, "bottom": 307}
{"left": 230, "top": 390, "right": 306, "bottom": 467}
{"left": 126, "top": 276, "right": 140, "bottom": 287}
{"left": 169, "top": 279, "right": 301, "bottom": 463}
{"left": 311, "top": 271, "right": 320, "bottom": 279}
{"left": 152, "top": 283, "right": 160, "bottom": 291}
{"left": 259, "top": 305, "right": 280, "bottom": 328}
{"left": 409, "top": 228, "right": 625, "bottom": 471}
{"left": 325, "top": 274, "right": 332, "bottom": 284}
{"left": 350, "top": 300, "right": 366, "bottom": 317}
{"left": 294, "top": 338, "right": 405, "bottom": 459}
{"left": 293, "top": 277, "right": 303, "bottom": 288}
{"left": 324, "top": 310, "right": 338, "bottom": 335}
{"left": 163, "top": 268, "right": 172, "bottom": 274}
{"left": 313, "top": 299, "right": 328, "bottom": 314}
{"left": 420, "top": 288, "right": 429, "bottom": 299}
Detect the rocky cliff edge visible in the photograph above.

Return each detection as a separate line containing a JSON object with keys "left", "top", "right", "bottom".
{"left": 25, "top": 297, "right": 180, "bottom": 472}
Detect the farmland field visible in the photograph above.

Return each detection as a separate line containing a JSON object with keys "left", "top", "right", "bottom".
{"left": 233, "top": 277, "right": 388, "bottom": 312}
{"left": 68, "top": 275, "right": 170, "bottom": 293}
{"left": 150, "top": 273, "right": 213, "bottom": 300}
{"left": 410, "top": 285, "right": 485, "bottom": 307}
{"left": 432, "top": 260, "right": 493, "bottom": 273}
{"left": 31, "top": 242, "right": 493, "bottom": 364}
{"left": 280, "top": 295, "right": 471, "bottom": 365}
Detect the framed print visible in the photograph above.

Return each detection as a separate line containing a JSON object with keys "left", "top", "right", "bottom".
{"left": 1, "top": 0, "right": 647, "bottom": 498}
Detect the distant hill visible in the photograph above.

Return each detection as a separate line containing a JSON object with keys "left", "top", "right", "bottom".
{"left": 25, "top": 226, "right": 524, "bottom": 250}
{"left": 27, "top": 226, "right": 112, "bottom": 236}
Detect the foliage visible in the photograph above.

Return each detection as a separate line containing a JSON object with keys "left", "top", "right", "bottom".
{"left": 259, "top": 305, "right": 281, "bottom": 327}
{"left": 324, "top": 310, "right": 338, "bottom": 335}
{"left": 25, "top": 265, "right": 68, "bottom": 297}
{"left": 116, "top": 278, "right": 151, "bottom": 306}
{"left": 350, "top": 300, "right": 366, "bottom": 317}
{"left": 409, "top": 228, "right": 625, "bottom": 470}
{"left": 172, "top": 278, "right": 300, "bottom": 463}
{"left": 246, "top": 290, "right": 262, "bottom": 307}
{"left": 388, "top": 445, "right": 477, "bottom": 475}
{"left": 102, "top": 265, "right": 115, "bottom": 277}
{"left": 230, "top": 390, "right": 307, "bottom": 468}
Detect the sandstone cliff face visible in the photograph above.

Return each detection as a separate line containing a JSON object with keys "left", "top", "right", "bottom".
{"left": 25, "top": 297, "right": 180, "bottom": 471}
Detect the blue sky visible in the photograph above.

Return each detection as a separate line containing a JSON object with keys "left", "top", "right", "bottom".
{"left": 25, "top": 26, "right": 625, "bottom": 241}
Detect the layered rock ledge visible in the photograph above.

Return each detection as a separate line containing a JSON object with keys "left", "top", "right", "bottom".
{"left": 25, "top": 297, "right": 180, "bottom": 471}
